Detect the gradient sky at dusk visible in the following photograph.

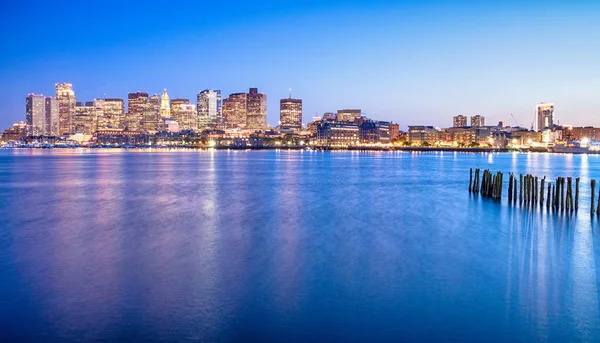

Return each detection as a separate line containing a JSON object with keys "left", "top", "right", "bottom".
{"left": 1, "top": 0, "right": 599, "bottom": 130}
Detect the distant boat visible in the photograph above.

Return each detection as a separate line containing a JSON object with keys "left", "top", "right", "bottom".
{"left": 552, "top": 143, "right": 589, "bottom": 154}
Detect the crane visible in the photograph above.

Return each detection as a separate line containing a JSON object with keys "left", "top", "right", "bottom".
{"left": 510, "top": 113, "right": 521, "bottom": 127}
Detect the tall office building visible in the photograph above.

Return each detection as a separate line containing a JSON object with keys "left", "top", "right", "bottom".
{"left": 470, "top": 115, "right": 485, "bottom": 127}
{"left": 197, "top": 90, "right": 222, "bottom": 129}
{"left": 178, "top": 104, "right": 197, "bottom": 131}
{"left": 536, "top": 103, "right": 554, "bottom": 132}
{"left": 280, "top": 98, "right": 303, "bottom": 133}
{"left": 160, "top": 89, "right": 171, "bottom": 118}
{"left": 26, "top": 94, "right": 46, "bottom": 136}
{"left": 144, "top": 94, "right": 161, "bottom": 131}
{"left": 74, "top": 101, "right": 95, "bottom": 135}
{"left": 170, "top": 98, "right": 190, "bottom": 128}
{"left": 127, "top": 92, "right": 149, "bottom": 131}
{"left": 56, "top": 83, "right": 76, "bottom": 135}
{"left": 336, "top": 109, "right": 361, "bottom": 122}
{"left": 246, "top": 88, "right": 267, "bottom": 130}
{"left": 103, "top": 98, "right": 125, "bottom": 129}
{"left": 453, "top": 115, "right": 467, "bottom": 127}
{"left": 44, "top": 97, "right": 59, "bottom": 136}
{"left": 223, "top": 93, "right": 248, "bottom": 129}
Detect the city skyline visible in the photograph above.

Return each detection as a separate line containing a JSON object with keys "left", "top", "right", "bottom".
{"left": 2, "top": 1, "right": 600, "bottom": 130}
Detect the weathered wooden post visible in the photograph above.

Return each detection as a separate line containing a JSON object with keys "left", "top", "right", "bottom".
{"left": 534, "top": 176, "right": 538, "bottom": 204}
{"left": 560, "top": 177, "right": 565, "bottom": 211}
{"left": 591, "top": 180, "right": 596, "bottom": 216}
{"left": 540, "top": 177, "right": 545, "bottom": 205}
{"left": 513, "top": 177, "right": 517, "bottom": 204}
{"left": 519, "top": 174, "right": 524, "bottom": 203}
{"left": 552, "top": 184, "right": 556, "bottom": 211}
{"left": 546, "top": 183, "right": 551, "bottom": 209}
{"left": 575, "top": 177, "right": 580, "bottom": 211}
{"left": 508, "top": 174, "right": 513, "bottom": 203}
{"left": 566, "top": 177, "right": 572, "bottom": 212}
{"left": 469, "top": 168, "right": 473, "bottom": 192}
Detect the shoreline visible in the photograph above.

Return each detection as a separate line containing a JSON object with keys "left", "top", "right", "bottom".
{"left": 1, "top": 146, "right": 597, "bottom": 154}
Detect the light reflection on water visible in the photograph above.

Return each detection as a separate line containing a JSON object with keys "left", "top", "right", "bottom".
{"left": 1, "top": 150, "right": 600, "bottom": 342}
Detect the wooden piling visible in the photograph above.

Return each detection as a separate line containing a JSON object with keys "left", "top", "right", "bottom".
{"left": 519, "top": 174, "right": 523, "bottom": 203}
{"left": 540, "top": 177, "right": 545, "bottom": 206}
{"left": 560, "top": 177, "right": 565, "bottom": 211}
{"left": 591, "top": 180, "right": 596, "bottom": 216}
{"left": 469, "top": 168, "right": 473, "bottom": 192}
{"left": 546, "top": 183, "right": 551, "bottom": 209}
{"left": 513, "top": 177, "right": 517, "bottom": 204}
{"left": 566, "top": 177, "right": 572, "bottom": 212}
{"left": 575, "top": 177, "right": 580, "bottom": 211}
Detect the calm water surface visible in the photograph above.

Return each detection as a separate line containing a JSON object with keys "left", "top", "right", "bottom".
{"left": 1, "top": 149, "right": 600, "bottom": 342}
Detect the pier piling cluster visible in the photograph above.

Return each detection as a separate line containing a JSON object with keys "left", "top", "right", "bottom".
{"left": 469, "top": 167, "right": 588, "bottom": 215}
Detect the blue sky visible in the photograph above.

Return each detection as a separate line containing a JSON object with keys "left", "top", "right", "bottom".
{"left": 1, "top": 0, "right": 599, "bottom": 130}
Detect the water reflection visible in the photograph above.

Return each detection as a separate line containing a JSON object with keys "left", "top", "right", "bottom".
{"left": 1, "top": 150, "right": 600, "bottom": 342}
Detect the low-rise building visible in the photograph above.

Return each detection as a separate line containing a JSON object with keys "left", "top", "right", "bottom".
{"left": 316, "top": 122, "right": 360, "bottom": 146}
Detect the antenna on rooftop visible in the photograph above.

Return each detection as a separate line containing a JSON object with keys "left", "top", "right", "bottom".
{"left": 289, "top": 88, "right": 292, "bottom": 99}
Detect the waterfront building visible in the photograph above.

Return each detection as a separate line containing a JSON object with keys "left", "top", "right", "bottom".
{"left": 389, "top": 123, "right": 400, "bottom": 141}
{"left": 1, "top": 121, "right": 28, "bottom": 142}
{"left": 44, "top": 97, "right": 59, "bottom": 136}
{"left": 336, "top": 109, "right": 361, "bottom": 122}
{"left": 74, "top": 101, "right": 95, "bottom": 135}
{"left": 453, "top": 115, "right": 467, "bottom": 127}
{"left": 444, "top": 126, "right": 493, "bottom": 146}
{"left": 128, "top": 92, "right": 148, "bottom": 130}
{"left": 56, "top": 83, "right": 76, "bottom": 135}
{"left": 536, "top": 102, "right": 554, "bottom": 132}
{"left": 223, "top": 93, "right": 248, "bottom": 129}
{"left": 144, "top": 94, "right": 161, "bottom": 132}
{"left": 280, "top": 98, "right": 303, "bottom": 133}
{"left": 160, "top": 89, "right": 171, "bottom": 118}
{"left": 246, "top": 88, "right": 267, "bottom": 131}
{"left": 408, "top": 126, "right": 440, "bottom": 144}
{"left": 93, "top": 129, "right": 149, "bottom": 146}
{"left": 470, "top": 115, "right": 485, "bottom": 127}
{"left": 359, "top": 120, "right": 391, "bottom": 144}
{"left": 158, "top": 118, "right": 180, "bottom": 132}
{"left": 316, "top": 122, "right": 360, "bottom": 146}
{"left": 25, "top": 94, "right": 45, "bottom": 136}
{"left": 567, "top": 127, "right": 600, "bottom": 141}
{"left": 197, "top": 90, "right": 222, "bottom": 129}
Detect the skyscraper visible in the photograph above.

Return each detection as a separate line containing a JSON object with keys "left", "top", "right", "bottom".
{"left": 144, "top": 94, "right": 161, "bottom": 132}
{"left": 280, "top": 98, "right": 303, "bottom": 133}
{"left": 536, "top": 103, "right": 554, "bottom": 132}
{"left": 197, "top": 90, "right": 222, "bottom": 129}
{"left": 246, "top": 88, "right": 267, "bottom": 130}
{"left": 170, "top": 98, "right": 190, "bottom": 128}
{"left": 453, "top": 115, "right": 467, "bottom": 127}
{"left": 26, "top": 94, "right": 45, "bottom": 136}
{"left": 127, "top": 92, "right": 148, "bottom": 131}
{"left": 56, "top": 83, "right": 76, "bottom": 135}
{"left": 44, "top": 97, "right": 58, "bottom": 136}
{"left": 178, "top": 104, "right": 197, "bottom": 131}
{"left": 160, "top": 89, "right": 171, "bottom": 118}
{"left": 470, "top": 115, "right": 485, "bottom": 127}
{"left": 223, "top": 93, "right": 248, "bottom": 129}
{"left": 74, "top": 101, "right": 95, "bottom": 135}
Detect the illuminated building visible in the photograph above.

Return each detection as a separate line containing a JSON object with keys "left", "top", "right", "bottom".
{"left": 25, "top": 94, "right": 45, "bottom": 136}
{"left": 74, "top": 101, "right": 95, "bottom": 135}
{"left": 144, "top": 94, "right": 161, "bottom": 132}
{"left": 170, "top": 98, "right": 190, "bottom": 129}
{"left": 453, "top": 115, "right": 467, "bottom": 127}
{"left": 322, "top": 113, "right": 336, "bottom": 121}
{"left": 408, "top": 126, "right": 440, "bottom": 144}
{"left": 223, "top": 93, "right": 247, "bottom": 129}
{"left": 44, "top": 97, "right": 58, "bottom": 136}
{"left": 197, "top": 90, "right": 222, "bottom": 129}
{"left": 178, "top": 103, "right": 197, "bottom": 131}
{"left": 336, "top": 109, "right": 361, "bottom": 122}
{"left": 316, "top": 122, "right": 360, "bottom": 146}
{"left": 160, "top": 89, "right": 170, "bottom": 118}
{"left": 127, "top": 92, "right": 149, "bottom": 131}
{"left": 359, "top": 120, "right": 391, "bottom": 144}
{"left": 536, "top": 103, "right": 554, "bottom": 132}
{"left": 246, "top": 88, "right": 267, "bottom": 130}
{"left": 1, "top": 122, "right": 28, "bottom": 142}
{"left": 389, "top": 122, "right": 400, "bottom": 141}
{"left": 56, "top": 83, "right": 76, "bottom": 135}
{"left": 470, "top": 115, "right": 485, "bottom": 127}
{"left": 280, "top": 98, "right": 302, "bottom": 133}
{"left": 103, "top": 98, "right": 125, "bottom": 129}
